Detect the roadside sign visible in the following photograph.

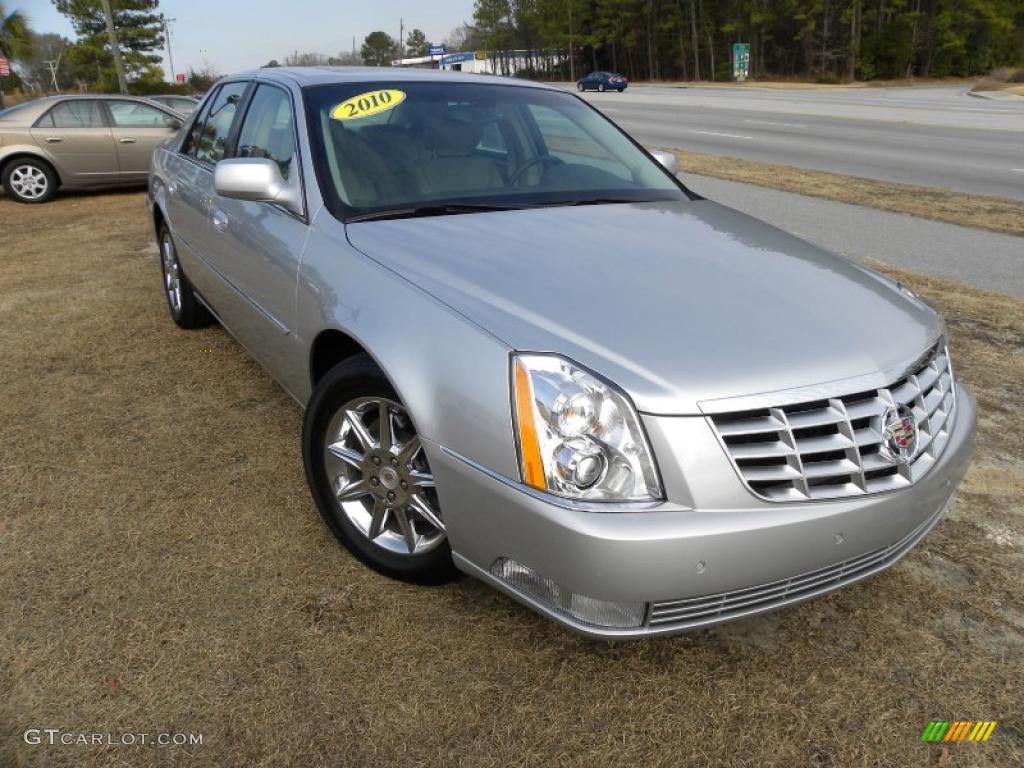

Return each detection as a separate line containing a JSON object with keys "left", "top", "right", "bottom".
{"left": 429, "top": 45, "right": 446, "bottom": 57}
{"left": 732, "top": 43, "right": 750, "bottom": 81}
{"left": 175, "top": 73, "right": 185, "bottom": 83}
{"left": 0, "top": 57, "right": 10, "bottom": 77}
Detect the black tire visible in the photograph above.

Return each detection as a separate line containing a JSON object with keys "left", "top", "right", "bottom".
{"left": 598, "top": 83, "right": 606, "bottom": 92}
{"left": 576, "top": 81, "right": 584, "bottom": 91}
{"left": 158, "top": 223, "right": 215, "bottom": 329}
{"left": 302, "top": 354, "right": 458, "bottom": 585}
{"left": 2, "top": 157, "right": 58, "bottom": 204}
{"left": 617, "top": 87, "right": 626, "bottom": 92}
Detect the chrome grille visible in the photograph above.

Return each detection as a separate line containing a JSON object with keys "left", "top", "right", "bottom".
{"left": 648, "top": 500, "right": 946, "bottom": 629}
{"left": 710, "top": 343, "right": 955, "bottom": 501}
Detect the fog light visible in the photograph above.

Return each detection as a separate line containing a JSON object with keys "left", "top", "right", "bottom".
{"left": 490, "top": 558, "right": 646, "bottom": 629}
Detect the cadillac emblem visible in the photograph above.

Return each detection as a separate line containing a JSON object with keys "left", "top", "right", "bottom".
{"left": 880, "top": 404, "right": 918, "bottom": 465}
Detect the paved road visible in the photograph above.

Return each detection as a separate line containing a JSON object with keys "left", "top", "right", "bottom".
{"left": 563, "top": 85, "right": 1024, "bottom": 201}
{"left": 686, "top": 173, "right": 1024, "bottom": 298}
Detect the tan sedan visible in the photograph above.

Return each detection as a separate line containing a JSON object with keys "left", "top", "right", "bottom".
{"left": 0, "top": 94, "right": 184, "bottom": 203}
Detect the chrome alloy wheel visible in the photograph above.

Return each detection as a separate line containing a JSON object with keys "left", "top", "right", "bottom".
{"left": 323, "top": 396, "right": 444, "bottom": 556}
{"left": 9, "top": 164, "right": 49, "bottom": 200}
{"left": 161, "top": 232, "right": 183, "bottom": 314}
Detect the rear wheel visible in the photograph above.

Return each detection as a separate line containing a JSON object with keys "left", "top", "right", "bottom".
{"left": 159, "top": 224, "right": 215, "bottom": 329}
{"left": 302, "top": 355, "right": 457, "bottom": 584}
{"left": 617, "top": 87, "right": 625, "bottom": 92}
{"left": 3, "top": 158, "right": 57, "bottom": 204}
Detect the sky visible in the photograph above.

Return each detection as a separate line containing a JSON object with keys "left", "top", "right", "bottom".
{"left": 16, "top": 0, "right": 474, "bottom": 77}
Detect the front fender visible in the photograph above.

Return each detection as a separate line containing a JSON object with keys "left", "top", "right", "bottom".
{"left": 297, "top": 215, "right": 519, "bottom": 483}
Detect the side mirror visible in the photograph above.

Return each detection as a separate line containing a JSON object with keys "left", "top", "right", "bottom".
{"left": 214, "top": 158, "right": 302, "bottom": 214}
{"left": 650, "top": 149, "right": 679, "bottom": 176}
{"left": 164, "top": 115, "right": 183, "bottom": 130}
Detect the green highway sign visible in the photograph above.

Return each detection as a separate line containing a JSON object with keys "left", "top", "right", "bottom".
{"left": 732, "top": 43, "right": 750, "bottom": 82}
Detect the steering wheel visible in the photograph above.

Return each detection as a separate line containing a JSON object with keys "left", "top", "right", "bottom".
{"left": 509, "top": 155, "right": 564, "bottom": 186}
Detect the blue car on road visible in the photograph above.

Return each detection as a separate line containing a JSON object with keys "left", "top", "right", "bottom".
{"left": 577, "top": 71, "right": 628, "bottom": 92}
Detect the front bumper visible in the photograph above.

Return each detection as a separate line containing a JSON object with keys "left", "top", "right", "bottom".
{"left": 433, "top": 384, "right": 977, "bottom": 638}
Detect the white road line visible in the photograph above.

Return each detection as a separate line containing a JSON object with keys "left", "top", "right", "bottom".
{"left": 744, "top": 119, "right": 807, "bottom": 129}
{"left": 689, "top": 129, "right": 755, "bottom": 140}
{"left": 1011, "top": 168, "right": 1024, "bottom": 173}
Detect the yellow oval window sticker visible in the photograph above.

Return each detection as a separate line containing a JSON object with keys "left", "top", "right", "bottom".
{"left": 331, "top": 89, "right": 406, "bottom": 121}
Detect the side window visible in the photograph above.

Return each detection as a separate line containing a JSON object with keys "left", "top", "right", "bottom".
{"left": 476, "top": 122, "right": 507, "bottom": 155}
{"left": 40, "top": 100, "right": 105, "bottom": 129}
{"left": 234, "top": 84, "right": 297, "bottom": 180}
{"left": 109, "top": 101, "right": 173, "bottom": 128}
{"left": 527, "top": 103, "right": 630, "bottom": 180}
{"left": 192, "top": 82, "right": 248, "bottom": 165}
{"left": 181, "top": 90, "right": 217, "bottom": 157}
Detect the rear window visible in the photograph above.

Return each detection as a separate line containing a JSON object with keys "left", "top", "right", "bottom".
{"left": 37, "top": 100, "right": 105, "bottom": 129}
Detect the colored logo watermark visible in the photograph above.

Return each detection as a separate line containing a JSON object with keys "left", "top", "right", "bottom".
{"left": 920, "top": 721, "right": 997, "bottom": 742}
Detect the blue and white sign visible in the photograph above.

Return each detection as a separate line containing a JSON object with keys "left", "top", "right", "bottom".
{"left": 429, "top": 45, "right": 446, "bottom": 57}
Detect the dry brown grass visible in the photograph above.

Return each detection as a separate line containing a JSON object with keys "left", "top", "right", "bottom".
{"left": 664, "top": 149, "right": 1024, "bottom": 238}
{"left": 971, "top": 68, "right": 1024, "bottom": 94}
{"left": 0, "top": 191, "right": 1021, "bottom": 767}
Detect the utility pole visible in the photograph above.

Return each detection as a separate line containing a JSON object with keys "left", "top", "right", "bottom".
{"left": 161, "top": 15, "right": 177, "bottom": 84}
{"left": 99, "top": 0, "right": 128, "bottom": 94}
{"left": 44, "top": 50, "right": 63, "bottom": 92}
{"left": 567, "top": 0, "right": 575, "bottom": 82}
{"left": 399, "top": 18, "right": 404, "bottom": 58}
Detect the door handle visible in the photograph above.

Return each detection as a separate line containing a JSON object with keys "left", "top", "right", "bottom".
{"left": 45, "top": 137, "right": 64, "bottom": 143}
{"left": 212, "top": 210, "right": 229, "bottom": 233}
{"left": 119, "top": 137, "right": 137, "bottom": 144}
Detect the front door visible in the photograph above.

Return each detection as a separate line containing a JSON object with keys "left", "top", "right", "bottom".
{"left": 106, "top": 100, "right": 182, "bottom": 180}
{"left": 29, "top": 99, "right": 117, "bottom": 185}
{"left": 207, "top": 82, "right": 309, "bottom": 394}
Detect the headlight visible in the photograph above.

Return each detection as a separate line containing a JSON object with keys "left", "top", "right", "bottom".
{"left": 512, "top": 354, "right": 663, "bottom": 501}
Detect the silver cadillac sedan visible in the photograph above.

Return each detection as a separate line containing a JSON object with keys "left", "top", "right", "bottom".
{"left": 148, "top": 68, "right": 976, "bottom": 637}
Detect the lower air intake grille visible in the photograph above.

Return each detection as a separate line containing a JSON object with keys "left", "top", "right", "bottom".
{"left": 648, "top": 501, "right": 946, "bottom": 629}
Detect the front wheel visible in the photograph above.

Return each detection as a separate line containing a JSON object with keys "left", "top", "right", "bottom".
{"left": 3, "top": 158, "right": 57, "bottom": 203}
{"left": 576, "top": 82, "right": 584, "bottom": 91}
{"left": 302, "top": 355, "right": 457, "bottom": 584}
{"left": 159, "top": 224, "right": 215, "bottom": 329}
{"left": 598, "top": 83, "right": 606, "bottom": 92}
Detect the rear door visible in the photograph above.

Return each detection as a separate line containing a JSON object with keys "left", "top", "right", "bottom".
{"left": 30, "top": 100, "right": 117, "bottom": 184}
{"left": 106, "top": 100, "right": 181, "bottom": 179}
{"left": 205, "top": 82, "right": 309, "bottom": 392}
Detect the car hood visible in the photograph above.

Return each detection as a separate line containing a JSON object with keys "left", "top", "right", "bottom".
{"left": 345, "top": 200, "right": 943, "bottom": 415}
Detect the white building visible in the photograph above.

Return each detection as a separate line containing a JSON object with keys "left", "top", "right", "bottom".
{"left": 440, "top": 50, "right": 567, "bottom": 76}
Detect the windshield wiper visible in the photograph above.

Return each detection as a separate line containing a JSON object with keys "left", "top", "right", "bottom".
{"left": 549, "top": 197, "right": 643, "bottom": 207}
{"left": 347, "top": 203, "right": 525, "bottom": 223}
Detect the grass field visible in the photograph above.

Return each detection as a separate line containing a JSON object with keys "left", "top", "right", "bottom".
{"left": 0, "top": 191, "right": 1021, "bottom": 767}
{"left": 663, "top": 149, "right": 1024, "bottom": 238}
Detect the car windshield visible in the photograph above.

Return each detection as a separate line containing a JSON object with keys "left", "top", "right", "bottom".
{"left": 304, "top": 81, "right": 688, "bottom": 220}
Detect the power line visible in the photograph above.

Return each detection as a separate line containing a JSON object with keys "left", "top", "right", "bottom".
{"left": 44, "top": 50, "right": 63, "bottom": 91}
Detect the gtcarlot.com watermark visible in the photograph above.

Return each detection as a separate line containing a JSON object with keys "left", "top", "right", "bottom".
{"left": 24, "top": 728, "right": 203, "bottom": 747}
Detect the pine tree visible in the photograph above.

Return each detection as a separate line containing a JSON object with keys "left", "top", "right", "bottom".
{"left": 53, "top": 0, "right": 164, "bottom": 86}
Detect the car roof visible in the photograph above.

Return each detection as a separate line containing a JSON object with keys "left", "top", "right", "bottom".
{"left": 221, "top": 66, "right": 559, "bottom": 91}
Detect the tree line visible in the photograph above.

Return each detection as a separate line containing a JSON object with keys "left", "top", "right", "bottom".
{"left": 469, "top": 0, "right": 1024, "bottom": 81}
